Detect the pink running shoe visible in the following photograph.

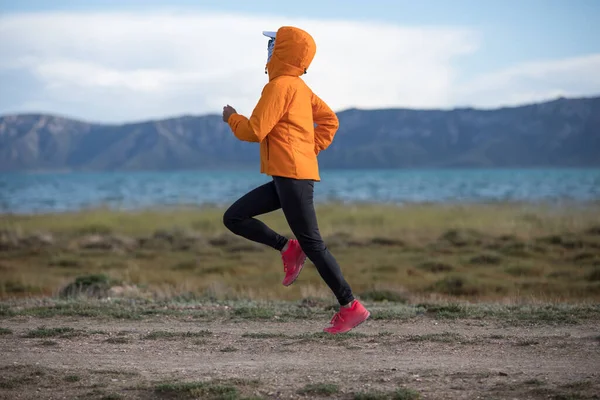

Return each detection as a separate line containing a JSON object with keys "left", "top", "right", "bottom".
{"left": 323, "top": 300, "right": 370, "bottom": 334}
{"left": 281, "top": 239, "right": 307, "bottom": 286}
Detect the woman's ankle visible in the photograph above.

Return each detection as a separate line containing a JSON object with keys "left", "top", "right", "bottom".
{"left": 341, "top": 300, "right": 355, "bottom": 308}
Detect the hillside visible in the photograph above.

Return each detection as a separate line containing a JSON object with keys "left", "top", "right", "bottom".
{"left": 1, "top": 96, "right": 599, "bottom": 171}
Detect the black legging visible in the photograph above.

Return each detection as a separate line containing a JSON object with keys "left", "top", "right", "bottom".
{"left": 223, "top": 176, "right": 354, "bottom": 306}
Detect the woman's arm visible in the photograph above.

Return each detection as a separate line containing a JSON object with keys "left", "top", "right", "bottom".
{"left": 227, "top": 81, "right": 290, "bottom": 143}
{"left": 312, "top": 92, "right": 339, "bottom": 155}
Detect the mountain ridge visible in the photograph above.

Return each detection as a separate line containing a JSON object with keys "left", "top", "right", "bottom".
{"left": 1, "top": 95, "right": 599, "bottom": 171}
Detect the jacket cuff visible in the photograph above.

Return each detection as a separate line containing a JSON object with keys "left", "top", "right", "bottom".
{"left": 227, "top": 113, "right": 240, "bottom": 125}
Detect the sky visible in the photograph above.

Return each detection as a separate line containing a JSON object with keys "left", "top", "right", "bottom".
{"left": 0, "top": 0, "right": 599, "bottom": 123}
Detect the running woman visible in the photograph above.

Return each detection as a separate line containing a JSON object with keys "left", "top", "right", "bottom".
{"left": 222, "top": 26, "right": 370, "bottom": 334}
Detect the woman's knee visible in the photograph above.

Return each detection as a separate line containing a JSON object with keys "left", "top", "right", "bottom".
{"left": 222, "top": 207, "right": 239, "bottom": 232}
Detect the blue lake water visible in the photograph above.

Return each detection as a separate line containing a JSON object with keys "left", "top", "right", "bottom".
{"left": 1, "top": 169, "right": 599, "bottom": 214}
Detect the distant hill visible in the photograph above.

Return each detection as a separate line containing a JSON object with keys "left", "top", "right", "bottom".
{"left": 1, "top": 96, "right": 599, "bottom": 172}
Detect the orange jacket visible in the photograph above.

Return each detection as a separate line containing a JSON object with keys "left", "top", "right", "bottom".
{"left": 227, "top": 26, "right": 339, "bottom": 181}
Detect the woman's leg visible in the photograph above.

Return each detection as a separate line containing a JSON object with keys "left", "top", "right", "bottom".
{"left": 273, "top": 177, "right": 354, "bottom": 306}
{"left": 223, "top": 181, "right": 287, "bottom": 251}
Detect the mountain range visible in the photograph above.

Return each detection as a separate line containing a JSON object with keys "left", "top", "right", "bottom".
{"left": 1, "top": 96, "right": 599, "bottom": 172}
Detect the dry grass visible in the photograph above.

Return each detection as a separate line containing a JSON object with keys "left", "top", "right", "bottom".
{"left": 1, "top": 203, "right": 600, "bottom": 302}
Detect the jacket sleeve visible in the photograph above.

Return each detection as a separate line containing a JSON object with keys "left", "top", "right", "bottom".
{"left": 228, "top": 81, "right": 289, "bottom": 143}
{"left": 312, "top": 92, "right": 339, "bottom": 155}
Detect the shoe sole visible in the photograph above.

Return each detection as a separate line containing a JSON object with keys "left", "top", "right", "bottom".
{"left": 324, "top": 310, "right": 371, "bottom": 335}
{"left": 282, "top": 254, "right": 307, "bottom": 287}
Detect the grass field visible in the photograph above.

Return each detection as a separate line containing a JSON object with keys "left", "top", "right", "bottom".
{"left": 1, "top": 202, "right": 600, "bottom": 302}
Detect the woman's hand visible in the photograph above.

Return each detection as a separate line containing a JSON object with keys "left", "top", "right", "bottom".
{"left": 222, "top": 105, "right": 237, "bottom": 122}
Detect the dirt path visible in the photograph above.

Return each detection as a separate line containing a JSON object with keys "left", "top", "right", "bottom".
{"left": 1, "top": 317, "right": 599, "bottom": 399}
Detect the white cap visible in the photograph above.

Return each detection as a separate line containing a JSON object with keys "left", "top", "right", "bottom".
{"left": 262, "top": 31, "right": 277, "bottom": 39}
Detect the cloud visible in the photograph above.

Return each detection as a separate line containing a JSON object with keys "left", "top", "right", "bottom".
{"left": 0, "top": 11, "right": 598, "bottom": 122}
{"left": 0, "top": 11, "right": 477, "bottom": 122}
{"left": 455, "top": 54, "right": 600, "bottom": 108}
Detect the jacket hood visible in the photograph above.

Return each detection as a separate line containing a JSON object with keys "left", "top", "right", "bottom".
{"left": 266, "top": 26, "right": 316, "bottom": 81}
